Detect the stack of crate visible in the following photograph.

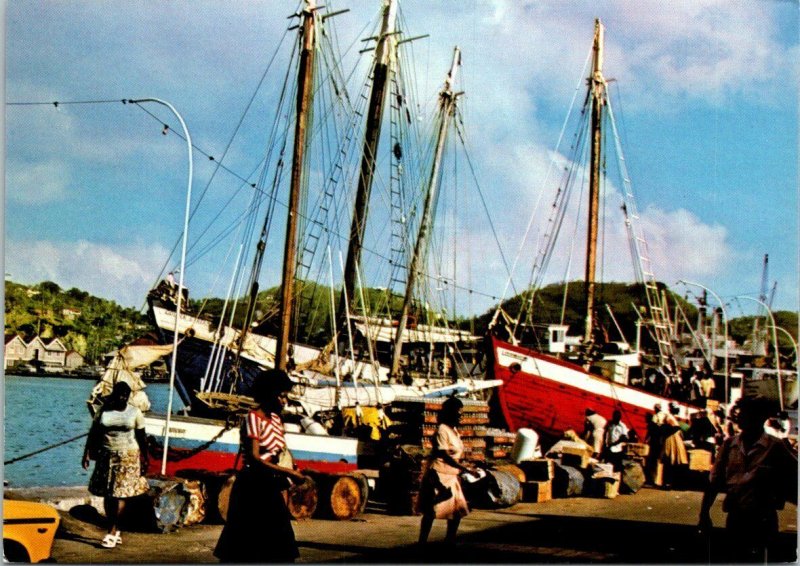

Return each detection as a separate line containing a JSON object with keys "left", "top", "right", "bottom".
{"left": 518, "top": 458, "right": 555, "bottom": 502}
{"left": 484, "top": 428, "right": 517, "bottom": 460}
{"left": 388, "top": 397, "right": 490, "bottom": 462}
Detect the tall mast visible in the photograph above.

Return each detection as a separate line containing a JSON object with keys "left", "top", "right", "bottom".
{"left": 339, "top": 0, "right": 398, "bottom": 324}
{"left": 276, "top": 1, "right": 317, "bottom": 371}
{"left": 390, "top": 46, "right": 461, "bottom": 376}
{"left": 584, "top": 19, "right": 605, "bottom": 345}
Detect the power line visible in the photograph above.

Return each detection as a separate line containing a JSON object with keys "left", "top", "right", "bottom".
{"left": 7, "top": 97, "right": 504, "bottom": 305}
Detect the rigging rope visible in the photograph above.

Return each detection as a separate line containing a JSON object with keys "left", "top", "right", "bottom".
{"left": 5, "top": 433, "right": 88, "bottom": 465}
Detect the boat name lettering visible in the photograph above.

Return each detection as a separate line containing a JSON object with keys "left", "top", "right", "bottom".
{"left": 168, "top": 427, "right": 186, "bottom": 434}
{"left": 501, "top": 351, "right": 527, "bottom": 362}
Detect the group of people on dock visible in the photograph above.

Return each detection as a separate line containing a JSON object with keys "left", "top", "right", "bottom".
{"left": 81, "top": 365, "right": 796, "bottom": 563}
{"left": 80, "top": 370, "right": 475, "bottom": 562}
{"left": 640, "top": 360, "right": 716, "bottom": 405}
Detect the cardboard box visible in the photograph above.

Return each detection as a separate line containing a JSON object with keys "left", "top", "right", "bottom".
{"left": 561, "top": 445, "right": 591, "bottom": 469}
{"left": 522, "top": 480, "right": 552, "bottom": 503}
{"left": 624, "top": 443, "right": 650, "bottom": 457}
{"left": 688, "top": 449, "right": 713, "bottom": 472}
{"left": 518, "top": 458, "right": 555, "bottom": 481}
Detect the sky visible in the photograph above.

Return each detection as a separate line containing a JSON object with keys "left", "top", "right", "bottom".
{"left": 4, "top": 0, "right": 799, "bottom": 324}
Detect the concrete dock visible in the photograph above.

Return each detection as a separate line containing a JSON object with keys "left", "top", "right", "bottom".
{"left": 5, "top": 485, "right": 797, "bottom": 563}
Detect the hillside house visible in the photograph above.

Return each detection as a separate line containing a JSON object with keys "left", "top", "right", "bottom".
{"left": 3, "top": 335, "right": 79, "bottom": 372}
{"left": 62, "top": 308, "right": 82, "bottom": 320}
{"left": 65, "top": 350, "right": 85, "bottom": 369}
{"left": 4, "top": 335, "right": 27, "bottom": 369}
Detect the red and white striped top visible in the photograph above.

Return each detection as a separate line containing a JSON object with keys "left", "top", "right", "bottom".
{"left": 246, "top": 411, "right": 286, "bottom": 461}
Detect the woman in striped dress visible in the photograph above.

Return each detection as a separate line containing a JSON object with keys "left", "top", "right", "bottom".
{"left": 214, "top": 369, "right": 305, "bottom": 563}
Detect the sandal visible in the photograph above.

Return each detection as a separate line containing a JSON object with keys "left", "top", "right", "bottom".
{"left": 101, "top": 532, "right": 122, "bottom": 548}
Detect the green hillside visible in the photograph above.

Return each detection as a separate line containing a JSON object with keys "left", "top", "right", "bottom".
{"left": 5, "top": 279, "right": 796, "bottom": 363}
{"left": 4, "top": 281, "right": 150, "bottom": 363}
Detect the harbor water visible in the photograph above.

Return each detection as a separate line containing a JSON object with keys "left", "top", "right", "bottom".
{"left": 3, "top": 375, "right": 180, "bottom": 488}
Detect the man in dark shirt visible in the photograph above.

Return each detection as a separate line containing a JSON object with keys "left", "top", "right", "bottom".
{"left": 698, "top": 396, "right": 797, "bottom": 562}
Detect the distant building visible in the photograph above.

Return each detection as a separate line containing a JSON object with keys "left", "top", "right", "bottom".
{"left": 3, "top": 334, "right": 82, "bottom": 372}
{"left": 4, "top": 335, "right": 27, "bottom": 369}
{"left": 61, "top": 308, "right": 82, "bottom": 320}
{"left": 64, "top": 350, "right": 85, "bottom": 370}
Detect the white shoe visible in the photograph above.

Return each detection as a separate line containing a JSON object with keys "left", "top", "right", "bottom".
{"left": 101, "top": 532, "right": 122, "bottom": 548}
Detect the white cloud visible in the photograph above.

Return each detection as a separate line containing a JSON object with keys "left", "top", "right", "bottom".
{"left": 5, "top": 239, "right": 171, "bottom": 308}
{"left": 6, "top": 160, "right": 71, "bottom": 204}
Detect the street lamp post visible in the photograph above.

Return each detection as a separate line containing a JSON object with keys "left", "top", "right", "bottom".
{"left": 770, "top": 325, "right": 799, "bottom": 374}
{"left": 677, "top": 280, "right": 729, "bottom": 404}
{"left": 129, "top": 98, "right": 193, "bottom": 476}
{"left": 735, "top": 295, "right": 783, "bottom": 410}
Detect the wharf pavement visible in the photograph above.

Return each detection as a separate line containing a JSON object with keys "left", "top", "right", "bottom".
{"left": 5, "top": 485, "right": 797, "bottom": 563}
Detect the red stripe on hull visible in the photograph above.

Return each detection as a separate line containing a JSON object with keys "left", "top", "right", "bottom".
{"left": 145, "top": 447, "right": 359, "bottom": 477}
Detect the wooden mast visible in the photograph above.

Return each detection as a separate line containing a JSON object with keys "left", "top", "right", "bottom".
{"left": 584, "top": 19, "right": 605, "bottom": 346}
{"left": 339, "top": 0, "right": 398, "bottom": 326}
{"left": 276, "top": 1, "right": 317, "bottom": 371}
{"left": 390, "top": 46, "right": 461, "bottom": 377}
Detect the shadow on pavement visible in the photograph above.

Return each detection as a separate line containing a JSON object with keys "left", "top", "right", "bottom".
{"left": 316, "top": 513, "right": 798, "bottom": 563}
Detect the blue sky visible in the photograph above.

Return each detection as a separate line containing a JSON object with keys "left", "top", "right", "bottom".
{"left": 4, "top": 0, "right": 798, "bottom": 322}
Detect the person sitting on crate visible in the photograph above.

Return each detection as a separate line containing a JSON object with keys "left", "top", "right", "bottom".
{"left": 601, "top": 410, "right": 629, "bottom": 471}
{"left": 417, "top": 396, "right": 476, "bottom": 545}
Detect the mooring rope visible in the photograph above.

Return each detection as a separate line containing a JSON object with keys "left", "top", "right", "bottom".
{"left": 4, "top": 432, "right": 88, "bottom": 465}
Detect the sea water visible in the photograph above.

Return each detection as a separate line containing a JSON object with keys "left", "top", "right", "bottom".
{"left": 3, "top": 375, "right": 179, "bottom": 488}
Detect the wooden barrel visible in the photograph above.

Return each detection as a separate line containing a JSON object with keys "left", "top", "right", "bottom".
{"left": 285, "top": 477, "right": 318, "bottom": 520}
{"left": 306, "top": 471, "right": 368, "bottom": 520}
{"left": 217, "top": 474, "right": 237, "bottom": 523}
{"left": 175, "top": 469, "right": 232, "bottom": 524}
{"left": 356, "top": 473, "right": 370, "bottom": 514}
{"left": 176, "top": 478, "right": 207, "bottom": 526}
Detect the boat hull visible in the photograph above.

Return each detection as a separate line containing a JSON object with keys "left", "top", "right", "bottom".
{"left": 144, "top": 413, "right": 376, "bottom": 476}
{"left": 489, "top": 336, "right": 695, "bottom": 441}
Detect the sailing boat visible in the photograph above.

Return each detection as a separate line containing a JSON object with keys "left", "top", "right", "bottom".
{"left": 142, "top": 1, "right": 498, "bottom": 475}
{"left": 487, "top": 20, "right": 696, "bottom": 442}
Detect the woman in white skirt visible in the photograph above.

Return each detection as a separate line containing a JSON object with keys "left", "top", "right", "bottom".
{"left": 418, "top": 396, "right": 474, "bottom": 544}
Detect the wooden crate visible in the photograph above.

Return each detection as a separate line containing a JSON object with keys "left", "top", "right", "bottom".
{"left": 521, "top": 480, "right": 552, "bottom": 503}
{"left": 561, "top": 446, "right": 591, "bottom": 469}
{"left": 688, "top": 449, "right": 713, "bottom": 472}
{"left": 518, "top": 458, "right": 555, "bottom": 481}
{"left": 590, "top": 472, "right": 620, "bottom": 499}
{"left": 624, "top": 443, "right": 650, "bottom": 457}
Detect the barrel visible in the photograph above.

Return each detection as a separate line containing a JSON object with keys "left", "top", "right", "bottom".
{"left": 493, "top": 464, "right": 526, "bottom": 485}
{"left": 487, "top": 470, "right": 522, "bottom": 507}
{"left": 177, "top": 478, "right": 206, "bottom": 526}
{"left": 552, "top": 463, "right": 584, "bottom": 497}
{"left": 175, "top": 469, "right": 232, "bottom": 524}
{"left": 306, "top": 471, "right": 368, "bottom": 520}
{"left": 285, "top": 477, "right": 318, "bottom": 520}
{"left": 511, "top": 428, "right": 540, "bottom": 463}
{"left": 217, "top": 474, "right": 236, "bottom": 523}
